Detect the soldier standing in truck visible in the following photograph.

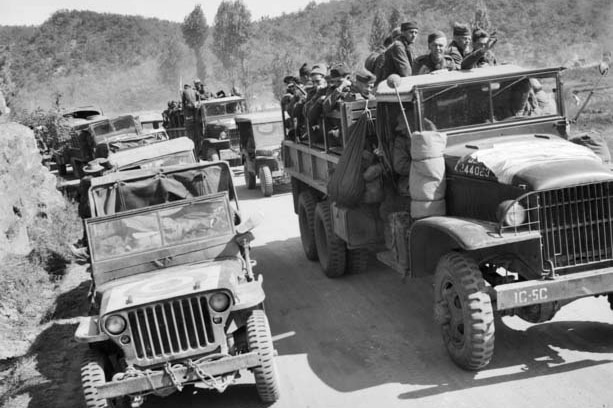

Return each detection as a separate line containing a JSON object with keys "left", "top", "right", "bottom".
{"left": 383, "top": 21, "right": 419, "bottom": 78}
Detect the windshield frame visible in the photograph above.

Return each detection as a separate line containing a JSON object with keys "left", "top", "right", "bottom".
{"left": 415, "top": 71, "right": 564, "bottom": 132}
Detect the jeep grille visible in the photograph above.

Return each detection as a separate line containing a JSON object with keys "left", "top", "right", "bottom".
{"left": 503, "top": 182, "right": 613, "bottom": 270}
{"left": 127, "top": 295, "right": 215, "bottom": 362}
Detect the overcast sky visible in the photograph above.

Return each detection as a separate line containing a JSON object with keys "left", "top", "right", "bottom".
{"left": 1, "top": 0, "right": 328, "bottom": 26}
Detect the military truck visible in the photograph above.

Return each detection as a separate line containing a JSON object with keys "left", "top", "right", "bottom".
{"left": 236, "top": 110, "right": 287, "bottom": 197}
{"left": 75, "top": 161, "right": 279, "bottom": 407}
{"left": 283, "top": 64, "right": 613, "bottom": 370}
{"left": 165, "top": 96, "right": 246, "bottom": 165}
{"left": 54, "top": 114, "right": 169, "bottom": 178}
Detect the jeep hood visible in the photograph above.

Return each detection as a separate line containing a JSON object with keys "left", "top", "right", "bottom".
{"left": 99, "top": 258, "right": 242, "bottom": 315}
{"left": 447, "top": 134, "right": 613, "bottom": 190}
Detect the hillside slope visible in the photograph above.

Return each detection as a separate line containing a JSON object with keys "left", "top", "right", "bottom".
{"left": 0, "top": 0, "right": 611, "bottom": 114}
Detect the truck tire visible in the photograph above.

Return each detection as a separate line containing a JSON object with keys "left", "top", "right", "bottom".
{"left": 259, "top": 166, "right": 273, "bottom": 197}
{"left": 247, "top": 310, "right": 280, "bottom": 403}
{"left": 433, "top": 252, "right": 495, "bottom": 371}
{"left": 346, "top": 249, "right": 368, "bottom": 274}
{"left": 314, "top": 201, "right": 346, "bottom": 278}
{"left": 298, "top": 191, "right": 318, "bottom": 261}
{"left": 81, "top": 349, "right": 127, "bottom": 408}
{"left": 244, "top": 164, "right": 256, "bottom": 189}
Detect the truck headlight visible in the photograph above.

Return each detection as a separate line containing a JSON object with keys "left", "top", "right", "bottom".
{"left": 497, "top": 200, "right": 526, "bottom": 227}
{"left": 104, "top": 315, "right": 126, "bottom": 335}
{"left": 219, "top": 131, "right": 227, "bottom": 140}
{"left": 209, "top": 292, "right": 230, "bottom": 312}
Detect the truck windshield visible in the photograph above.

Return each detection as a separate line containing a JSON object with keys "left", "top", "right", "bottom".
{"left": 91, "top": 117, "right": 138, "bottom": 139}
{"left": 419, "top": 73, "right": 559, "bottom": 130}
{"left": 205, "top": 101, "right": 245, "bottom": 117}
{"left": 89, "top": 196, "right": 233, "bottom": 262}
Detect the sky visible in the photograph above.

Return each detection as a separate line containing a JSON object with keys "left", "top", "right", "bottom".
{"left": 0, "top": 0, "right": 328, "bottom": 26}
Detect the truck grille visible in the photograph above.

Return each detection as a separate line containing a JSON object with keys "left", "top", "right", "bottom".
{"left": 538, "top": 183, "right": 613, "bottom": 269}
{"left": 504, "top": 182, "right": 613, "bottom": 271}
{"left": 127, "top": 296, "right": 215, "bottom": 361}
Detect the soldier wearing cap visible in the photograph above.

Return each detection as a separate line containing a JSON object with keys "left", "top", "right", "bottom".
{"left": 461, "top": 28, "right": 498, "bottom": 69}
{"left": 447, "top": 23, "right": 472, "bottom": 70}
{"left": 346, "top": 70, "right": 376, "bottom": 102}
{"left": 414, "top": 31, "right": 456, "bottom": 75}
{"left": 382, "top": 21, "right": 419, "bottom": 79}
{"left": 322, "top": 63, "right": 352, "bottom": 115}
{"left": 304, "top": 63, "right": 329, "bottom": 127}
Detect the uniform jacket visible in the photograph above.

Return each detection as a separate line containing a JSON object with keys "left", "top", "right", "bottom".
{"left": 414, "top": 54, "right": 456, "bottom": 75}
{"left": 446, "top": 41, "right": 467, "bottom": 70}
{"left": 383, "top": 37, "right": 416, "bottom": 77}
{"left": 461, "top": 49, "right": 497, "bottom": 69}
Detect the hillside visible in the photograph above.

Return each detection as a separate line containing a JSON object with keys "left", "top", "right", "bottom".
{"left": 0, "top": 0, "right": 611, "bottom": 115}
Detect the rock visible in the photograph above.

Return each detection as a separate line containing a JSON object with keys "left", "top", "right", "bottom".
{"left": 0, "top": 122, "right": 65, "bottom": 258}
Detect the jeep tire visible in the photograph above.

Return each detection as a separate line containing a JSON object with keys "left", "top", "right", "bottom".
{"left": 81, "top": 348, "right": 127, "bottom": 408}
{"left": 298, "top": 191, "right": 318, "bottom": 261}
{"left": 244, "top": 164, "right": 256, "bottom": 189}
{"left": 247, "top": 310, "right": 280, "bottom": 403}
{"left": 314, "top": 201, "right": 346, "bottom": 278}
{"left": 259, "top": 166, "right": 273, "bottom": 197}
{"left": 433, "top": 252, "right": 495, "bottom": 370}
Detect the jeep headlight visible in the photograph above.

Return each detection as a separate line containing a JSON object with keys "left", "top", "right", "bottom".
{"left": 104, "top": 315, "right": 126, "bottom": 335}
{"left": 219, "top": 131, "right": 227, "bottom": 140}
{"left": 497, "top": 200, "right": 526, "bottom": 227}
{"left": 209, "top": 292, "right": 230, "bottom": 312}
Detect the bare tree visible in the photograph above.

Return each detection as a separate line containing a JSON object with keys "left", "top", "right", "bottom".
{"left": 388, "top": 7, "right": 402, "bottom": 31}
{"left": 181, "top": 5, "right": 209, "bottom": 81}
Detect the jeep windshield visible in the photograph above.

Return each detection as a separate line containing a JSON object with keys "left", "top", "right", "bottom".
{"left": 205, "top": 101, "right": 246, "bottom": 117}
{"left": 418, "top": 73, "right": 560, "bottom": 131}
{"left": 252, "top": 121, "right": 284, "bottom": 148}
{"left": 88, "top": 194, "right": 234, "bottom": 262}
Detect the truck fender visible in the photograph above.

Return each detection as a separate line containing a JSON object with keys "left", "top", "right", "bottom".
{"left": 74, "top": 316, "right": 109, "bottom": 343}
{"left": 409, "top": 216, "right": 541, "bottom": 277}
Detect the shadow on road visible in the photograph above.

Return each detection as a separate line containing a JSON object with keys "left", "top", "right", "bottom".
{"left": 255, "top": 236, "right": 613, "bottom": 400}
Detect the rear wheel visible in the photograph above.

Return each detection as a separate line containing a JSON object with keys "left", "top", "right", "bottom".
{"left": 259, "top": 166, "right": 273, "bottom": 197}
{"left": 81, "top": 349, "right": 127, "bottom": 408}
{"left": 247, "top": 310, "right": 280, "bottom": 403}
{"left": 433, "top": 252, "right": 495, "bottom": 370}
{"left": 314, "top": 201, "right": 346, "bottom": 278}
{"left": 346, "top": 249, "right": 368, "bottom": 274}
{"left": 244, "top": 164, "right": 256, "bottom": 189}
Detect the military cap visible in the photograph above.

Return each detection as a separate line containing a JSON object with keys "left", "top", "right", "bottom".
{"left": 453, "top": 23, "right": 470, "bottom": 37}
{"left": 401, "top": 21, "right": 419, "bottom": 31}
{"left": 472, "top": 28, "right": 489, "bottom": 42}
{"left": 194, "top": 78, "right": 202, "bottom": 84}
{"left": 330, "top": 63, "right": 351, "bottom": 79}
{"left": 283, "top": 75, "right": 299, "bottom": 84}
{"left": 355, "top": 69, "right": 376, "bottom": 84}
{"left": 427, "top": 31, "right": 446, "bottom": 44}
{"left": 310, "top": 63, "right": 327, "bottom": 77}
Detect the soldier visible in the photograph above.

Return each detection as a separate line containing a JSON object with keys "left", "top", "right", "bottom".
{"left": 372, "top": 36, "right": 394, "bottom": 84}
{"left": 322, "top": 63, "right": 352, "bottom": 115}
{"left": 303, "top": 63, "right": 328, "bottom": 127}
{"left": 461, "top": 28, "right": 498, "bottom": 69}
{"left": 414, "top": 31, "right": 456, "bottom": 75}
{"left": 382, "top": 21, "right": 419, "bottom": 78}
{"left": 447, "top": 23, "right": 472, "bottom": 70}
{"left": 346, "top": 70, "right": 376, "bottom": 102}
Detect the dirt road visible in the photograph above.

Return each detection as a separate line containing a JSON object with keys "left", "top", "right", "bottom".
{"left": 143, "top": 177, "right": 613, "bottom": 408}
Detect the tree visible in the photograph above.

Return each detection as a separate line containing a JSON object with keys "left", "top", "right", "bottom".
{"left": 336, "top": 14, "right": 358, "bottom": 69}
{"left": 181, "top": 5, "right": 209, "bottom": 81}
{"left": 270, "top": 52, "right": 296, "bottom": 101}
{"left": 158, "top": 34, "right": 185, "bottom": 91}
{"left": 388, "top": 7, "right": 402, "bottom": 31}
{"left": 472, "top": 0, "right": 493, "bottom": 33}
{"left": 368, "top": 9, "right": 388, "bottom": 51}
{"left": 213, "top": 1, "right": 252, "bottom": 98}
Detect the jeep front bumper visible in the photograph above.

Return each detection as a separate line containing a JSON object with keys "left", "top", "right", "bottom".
{"left": 97, "top": 352, "right": 260, "bottom": 399}
{"left": 493, "top": 267, "right": 613, "bottom": 310}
